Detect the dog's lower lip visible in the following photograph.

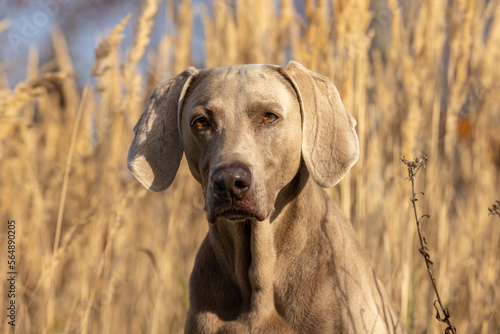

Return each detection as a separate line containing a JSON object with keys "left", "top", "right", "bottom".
{"left": 216, "top": 207, "right": 256, "bottom": 221}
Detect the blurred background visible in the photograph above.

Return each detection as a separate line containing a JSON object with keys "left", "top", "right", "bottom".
{"left": 0, "top": 0, "right": 499, "bottom": 333}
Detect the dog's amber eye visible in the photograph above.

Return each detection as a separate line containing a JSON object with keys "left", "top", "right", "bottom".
{"left": 192, "top": 117, "right": 210, "bottom": 130}
{"left": 263, "top": 113, "right": 279, "bottom": 124}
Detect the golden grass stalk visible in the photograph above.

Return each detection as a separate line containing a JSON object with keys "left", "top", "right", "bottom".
{"left": 129, "top": 0, "right": 159, "bottom": 66}
{"left": 173, "top": 0, "right": 193, "bottom": 72}
{"left": 123, "top": 0, "right": 159, "bottom": 112}
{"left": 51, "top": 26, "right": 79, "bottom": 110}
{"left": 52, "top": 83, "right": 90, "bottom": 255}
{"left": 203, "top": 0, "right": 238, "bottom": 67}
{"left": 0, "top": 72, "right": 74, "bottom": 113}
{"left": 92, "top": 14, "right": 131, "bottom": 77}
{"left": 46, "top": 82, "right": 90, "bottom": 330}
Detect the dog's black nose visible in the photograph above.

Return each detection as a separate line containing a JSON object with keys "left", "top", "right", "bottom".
{"left": 212, "top": 164, "right": 251, "bottom": 201}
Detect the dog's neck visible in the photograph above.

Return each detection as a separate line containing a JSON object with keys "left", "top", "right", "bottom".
{"left": 208, "top": 165, "right": 325, "bottom": 315}
{"left": 208, "top": 219, "right": 253, "bottom": 306}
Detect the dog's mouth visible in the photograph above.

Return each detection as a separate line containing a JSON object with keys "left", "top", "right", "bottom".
{"left": 208, "top": 204, "right": 266, "bottom": 223}
{"left": 216, "top": 206, "right": 256, "bottom": 222}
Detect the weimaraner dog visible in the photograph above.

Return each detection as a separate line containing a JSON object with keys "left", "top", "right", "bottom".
{"left": 128, "top": 61, "right": 407, "bottom": 333}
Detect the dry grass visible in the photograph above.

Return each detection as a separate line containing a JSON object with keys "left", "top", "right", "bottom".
{"left": 1, "top": 0, "right": 499, "bottom": 333}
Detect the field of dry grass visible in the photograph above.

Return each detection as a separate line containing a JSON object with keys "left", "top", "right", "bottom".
{"left": 1, "top": 0, "right": 499, "bottom": 333}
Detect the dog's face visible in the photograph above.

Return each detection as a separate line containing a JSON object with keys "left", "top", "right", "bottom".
{"left": 127, "top": 61, "right": 359, "bottom": 224}
{"left": 180, "top": 66, "right": 302, "bottom": 223}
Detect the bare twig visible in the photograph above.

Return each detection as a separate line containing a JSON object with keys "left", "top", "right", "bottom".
{"left": 488, "top": 200, "right": 500, "bottom": 218}
{"left": 401, "top": 156, "right": 457, "bottom": 334}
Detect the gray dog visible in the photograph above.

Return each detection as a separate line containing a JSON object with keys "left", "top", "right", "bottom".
{"left": 128, "top": 61, "right": 407, "bottom": 333}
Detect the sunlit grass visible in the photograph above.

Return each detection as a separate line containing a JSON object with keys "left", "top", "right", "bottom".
{"left": 0, "top": 0, "right": 499, "bottom": 333}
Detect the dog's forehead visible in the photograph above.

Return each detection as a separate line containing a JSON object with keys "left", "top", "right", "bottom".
{"left": 204, "top": 63, "right": 277, "bottom": 79}
{"left": 187, "top": 64, "right": 297, "bottom": 108}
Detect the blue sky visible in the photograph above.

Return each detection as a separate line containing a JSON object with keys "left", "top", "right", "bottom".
{"left": 1, "top": 0, "right": 209, "bottom": 87}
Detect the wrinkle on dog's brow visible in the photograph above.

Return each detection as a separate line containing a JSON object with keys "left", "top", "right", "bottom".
{"left": 248, "top": 101, "right": 283, "bottom": 114}
{"left": 221, "top": 66, "right": 243, "bottom": 78}
{"left": 202, "top": 102, "right": 225, "bottom": 115}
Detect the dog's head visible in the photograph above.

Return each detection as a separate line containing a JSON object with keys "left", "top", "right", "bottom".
{"left": 127, "top": 61, "right": 359, "bottom": 223}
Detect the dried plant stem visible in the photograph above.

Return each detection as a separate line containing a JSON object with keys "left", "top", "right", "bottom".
{"left": 45, "top": 79, "right": 90, "bottom": 330}
{"left": 53, "top": 80, "right": 90, "bottom": 254}
{"left": 401, "top": 156, "right": 456, "bottom": 334}
{"left": 489, "top": 201, "right": 500, "bottom": 218}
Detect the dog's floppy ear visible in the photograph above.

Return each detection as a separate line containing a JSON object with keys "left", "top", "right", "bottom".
{"left": 280, "top": 61, "right": 359, "bottom": 188}
{"left": 127, "top": 67, "right": 198, "bottom": 191}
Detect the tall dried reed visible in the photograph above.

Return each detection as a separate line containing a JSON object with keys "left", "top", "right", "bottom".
{"left": 1, "top": 0, "right": 499, "bottom": 333}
